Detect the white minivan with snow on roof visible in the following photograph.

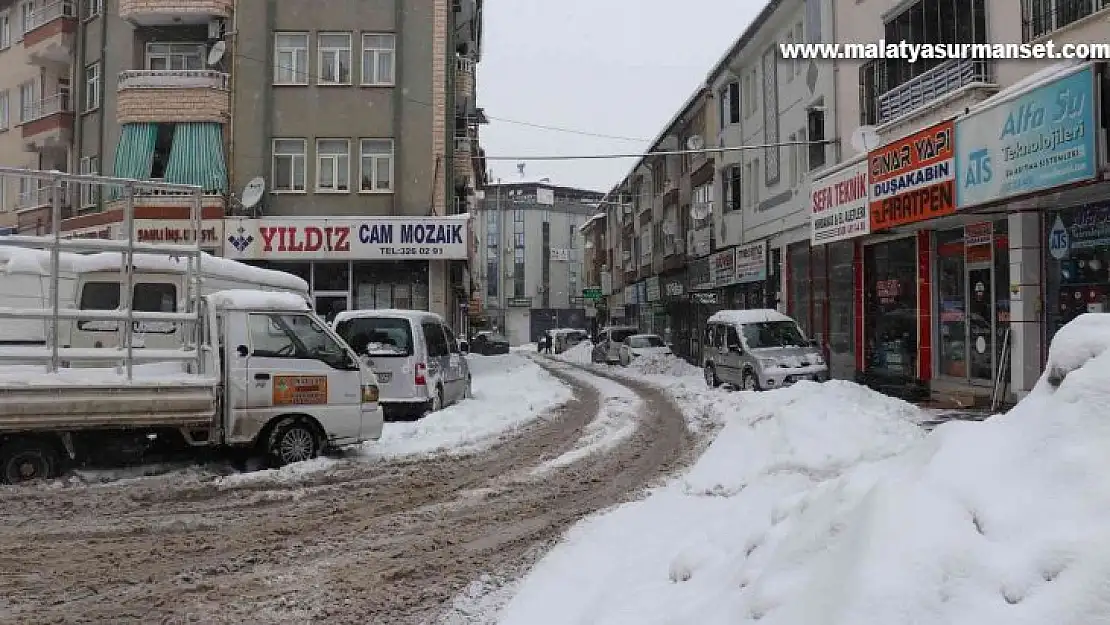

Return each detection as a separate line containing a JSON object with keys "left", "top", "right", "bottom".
{"left": 333, "top": 309, "right": 472, "bottom": 420}
{"left": 703, "top": 309, "right": 828, "bottom": 391}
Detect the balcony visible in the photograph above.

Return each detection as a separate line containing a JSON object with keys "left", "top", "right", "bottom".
{"left": 117, "top": 70, "right": 230, "bottom": 124}
{"left": 119, "top": 0, "right": 231, "bottom": 25}
{"left": 875, "top": 58, "right": 994, "bottom": 126}
{"left": 454, "top": 136, "right": 474, "bottom": 184}
{"left": 22, "top": 1, "right": 77, "bottom": 68}
{"left": 456, "top": 56, "right": 475, "bottom": 100}
{"left": 20, "top": 93, "right": 74, "bottom": 151}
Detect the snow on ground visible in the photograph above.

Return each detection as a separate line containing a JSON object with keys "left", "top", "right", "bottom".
{"left": 530, "top": 364, "right": 642, "bottom": 475}
{"left": 498, "top": 313, "right": 1110, "bottom": 625}
{"left": 364, "top": 352, "right": 573, "bottom": 460}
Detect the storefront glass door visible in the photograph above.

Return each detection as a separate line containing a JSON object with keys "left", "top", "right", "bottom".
{"left": 314, "top": 293, "right": 350, "bottom": 323}
{"left": 966, "top": 264, "right": 993, "bottom": 381}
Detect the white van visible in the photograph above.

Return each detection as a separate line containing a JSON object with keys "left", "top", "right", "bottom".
{"left": 333, "top": 309, "right": 472, "bottom": 420}
{"left": 0, "top": 247, "right": 81, "bottom": 348}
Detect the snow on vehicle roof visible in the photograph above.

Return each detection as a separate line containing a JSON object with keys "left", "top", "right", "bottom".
{"left": 0, "top": 245, "right": 308, "bottom": 292}
{"left": 208, "top": 290, "right": 310, "bottom": 312}
{"left": 78, "top": 252, "right": 308, "bottom": 292}
{"left": 333, "top": 308, "right": 445, "bottom": 325}
{"left": 709, "top": 309, "right": 794, "bottom": 325}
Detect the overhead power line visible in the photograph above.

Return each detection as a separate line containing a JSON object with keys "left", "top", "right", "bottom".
{"left": 483, "top": 139, "right": 836, "bottom": 161}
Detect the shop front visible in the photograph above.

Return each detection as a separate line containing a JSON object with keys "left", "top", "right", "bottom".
{"left": 659, "top": 269, "right": 690, "bottom": 360}
{"left": 221, "top": 215, "right": 469, "bottom": 325}
{"left": 686, "top": 255, "right": 715, "bottom": 365}
{"left": 954, "top": 62, "right": 1100, "bottom": 399}
{"left": 720, "top": 240, "right": 768, "bottom": 309}
{"left": 856, "top": 119, "right": 958, "bottom": 400}
{"left": 644, "top": 276, "right": 665, "bottom": 335}
{"left": 808, "top": 160, "right": 869, "bottom": 379}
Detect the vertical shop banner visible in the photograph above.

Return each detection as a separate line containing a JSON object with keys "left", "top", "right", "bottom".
{"left": 646, "top": 276, "right": 661, "bottom": 302}
{"left": 868, "top": 120, "right": 956, "bottom": 232}
{"left": 956, "top": 65, "right": 1097, "bottom": 209}
{"left": 810, "top": 161, "right": 870, "bottom": 245}
{"left": 711, "top": 249, "right": 737, "bottom": 288}
{"left": 735, "top": 240, "right": 768, "bottom": 283}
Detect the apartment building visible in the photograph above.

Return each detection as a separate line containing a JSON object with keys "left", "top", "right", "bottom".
{"left": 0, "top": 0, "right": 486, "bottom": 326}
{"left": 476, "top": 175, "right": 603, "bottom": 346}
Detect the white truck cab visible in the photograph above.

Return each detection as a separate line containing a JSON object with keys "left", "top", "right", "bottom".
{"left": 0, "top": 289, "right": 383, "bottom": 483}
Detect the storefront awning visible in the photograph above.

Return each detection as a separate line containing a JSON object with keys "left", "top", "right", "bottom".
{"left": 164, "top": 122, "right": 228, "bottom": 193}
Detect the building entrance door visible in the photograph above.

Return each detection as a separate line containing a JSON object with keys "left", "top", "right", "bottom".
{"left": 966, "top": 264, "right": 994, "bottom": 382}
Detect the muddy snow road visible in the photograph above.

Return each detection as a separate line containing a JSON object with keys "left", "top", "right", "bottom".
{"left": 0, "top": 360, "right": 696, "bottom": 625}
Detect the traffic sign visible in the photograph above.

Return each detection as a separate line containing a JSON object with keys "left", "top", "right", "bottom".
{"left": 583, "top": 288, "right": 602, "bottom": 301}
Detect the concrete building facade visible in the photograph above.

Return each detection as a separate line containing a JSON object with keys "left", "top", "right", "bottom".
{"left": 0, "top": 0, "right": 485, "bottom": 328}
{"left": 475, "top": 175, "right": 603, "bottom": 346}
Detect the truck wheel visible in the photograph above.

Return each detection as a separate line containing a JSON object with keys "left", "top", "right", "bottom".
{"left": 0, "top": 438, "right": 59, "bottom": 485}
{"left": 267, "top": 419, "right": 320, "bottom": 466}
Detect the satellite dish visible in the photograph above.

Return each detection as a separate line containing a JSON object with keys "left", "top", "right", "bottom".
{"left": 850, "top": 125, "right": 880, "bottom": 153}
{"left": 690, "top": 203, "right": 711, "bottom": 220}
{"left": 686, "top": 135, "right": 704, "bottom": 151}
{"left": 207, "top": 40, "right": 226, "bottom": 66}
{"left": 240, "top": 177, "right": 266, "bottom": 209}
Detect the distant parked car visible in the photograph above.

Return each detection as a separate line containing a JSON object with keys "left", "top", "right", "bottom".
{"left": 470, "top": 331, "right": 510, "bottom": 355}
{"left": 618, "top": 333, "right": 671, "bottom": 366}
{"left": 591, "top": 325, "right": 639, "bottom": 364}
{"left": 551, "top": 328, "right": 589, "bottom": 354}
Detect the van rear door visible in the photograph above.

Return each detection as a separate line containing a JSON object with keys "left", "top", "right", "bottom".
{"left": 335, "top": 315, "right": 419, "bottom": 403}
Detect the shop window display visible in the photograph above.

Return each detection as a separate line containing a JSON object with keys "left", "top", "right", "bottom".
{"left": 863, "top": 237, "right": 918, "bottom": 379}
{"left": 1046, "top": 204, "right": 1110, "bottom": 341}
{"left": 936, "top": 228, "right": 967, "bottom": 377}
{"left": 788, "top": 242, "right": 810, "bottom": 335}
{"left": 827, "top": 241, "right": 855, "bottom": 378}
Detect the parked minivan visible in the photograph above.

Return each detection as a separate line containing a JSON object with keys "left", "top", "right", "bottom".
{"left": 591, "top": 325, "right": 640, "bottom": 364}
{"left": 702, "top": 309, "right": 828, "bottom": 391}
{"left": 333, "top": 309, "right": 472, "bottom": 420}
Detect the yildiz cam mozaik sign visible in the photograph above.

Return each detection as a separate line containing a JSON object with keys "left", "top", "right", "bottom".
{"left": 223, "top": 216, "right": 470, "bottom": 260}
{"left": 955, "top": 64, "right": 1098, "bottom": 209}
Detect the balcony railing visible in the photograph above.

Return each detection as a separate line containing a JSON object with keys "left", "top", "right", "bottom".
{"left": 1023, "top": 0, "right": 1110, "bottom": 41}
{"left": 21, "top": 93, "right": 72, "bottom": 123}
{"left": 17, "top": 184, "right": 65, "bottom": 210}
{"left": 118, "top": 69, "right": 230, "bottom": 90}
{"left": 23, "top": 0, "right": 75, "bottom": 35}
{"left": 877, "top": 58, "right": 992, "bottom": 125}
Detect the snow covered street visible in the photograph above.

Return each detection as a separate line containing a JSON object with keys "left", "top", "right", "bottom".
{"left": 0, "top": 352, "right": 698, "bottom": 624}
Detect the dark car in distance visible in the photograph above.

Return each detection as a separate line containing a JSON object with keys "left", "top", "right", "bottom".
{"left": 470, "top": 331, "right": 511, "bottom": 355}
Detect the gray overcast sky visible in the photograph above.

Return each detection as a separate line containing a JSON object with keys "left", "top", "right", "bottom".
{"left": 478, "top": 0, "right": 767, "bottom": 193}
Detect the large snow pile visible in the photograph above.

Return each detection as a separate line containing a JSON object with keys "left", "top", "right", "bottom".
{"left": 625, "top": 351, "right": 702, "bottom": 378}
{"left": 365, "top": 353, "right": 573, "bottom": 459}
{"left": 497, "top": 313, "right": 1110, "bottom": 625}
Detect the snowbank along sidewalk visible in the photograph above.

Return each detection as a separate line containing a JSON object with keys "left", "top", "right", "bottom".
{"left": 498, "top": 314, "right": 1110, "bottom": 625}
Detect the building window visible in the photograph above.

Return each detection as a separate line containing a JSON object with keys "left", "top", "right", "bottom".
{"left": 744, "top": 159, "right": 760, "bottom": 209}
{"left": 358, "top": 139, "right": 394, "bottom": 192}
{"left": 807, "top": 106, "right": 826, "bottom": 170}
{"left": 145, "top": 43, "right": 205, "bottom": 70}
{"left": 361, "top": 33, "right": 395, "bottom": 85}
{"left": 274, "top": 32, "right": 309, "bottom": 85}
{"left": 318, "top": 32, "right": 352, "bottom": 85}
{"left": 718, "top": 80, "right": 740, "bottom": 127}
{"left": 1023, "top": 0, "right": 1110, "bottom": 41}
{"left": 18, "top": 80, "right": 35, "bottom": 122}
{"left": 83, "top": 0, "right": 101, "bottom": 20}
{"left": 316, "top": 138, "right": 350, "bottom": 192}
{"left": 150, "top": 123, "right": 175, "bottom": 179}
{"left": 513, "top": 247, "right": 525, "bottom": 299}
{"left": 83, "top": 63, "right": 99, "bottom": 112}
{"left": 272, "top": 138, "right": 307, "bottom": 192}
{"left": 724, "top": 165, "right": 742, "bottom": 212}
{"left": 19, "top": 1, "right": 33, "bottom": 37}
{"left": 79, "top": 155, "right": 99, "bottom": 208}
{"left": 0, "top": 11, "right": 10, "bottom": 49}
{"left": 486, "top": 257, "right": 498, "bottom": 298}
{"left": 0, "top": 90, "right": 8, "bottom": 130}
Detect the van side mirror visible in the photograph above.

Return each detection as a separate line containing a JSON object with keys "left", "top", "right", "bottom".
{"left": 459, "top": 341, "right": 469, "bottom": 354}
{"left": 808, "top": 339, "right": 820, "bottom": 348}
{"left": 236, "top": 344, "right": 249, "bottom": 357}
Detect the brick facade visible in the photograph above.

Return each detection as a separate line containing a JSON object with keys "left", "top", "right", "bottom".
{"left": 118, "top": 0, "right": 231, "bottom": 21}
{"left": 432, "top": 0, "right": 448, "bottom": 216}
{"left": 117, "top": 88, "right": 230, "bottom": 124}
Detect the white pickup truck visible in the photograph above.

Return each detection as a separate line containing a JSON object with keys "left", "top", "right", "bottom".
{"left": 0, "top": 289, "right": 384, "bottom": 484}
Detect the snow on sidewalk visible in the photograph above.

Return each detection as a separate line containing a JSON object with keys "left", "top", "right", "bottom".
{"left": 530, "top": 363, "right": 642, "bottom": 474}
{"left": 498, "top": 314, "right": 1110, "bottom": 625}
{"left": 364, "top": 352, "right": 573, "bottom": 460}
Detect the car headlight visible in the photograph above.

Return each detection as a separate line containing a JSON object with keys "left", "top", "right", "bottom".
{"left": 814, "top": 354, "right": 825, "bottom": 365}
{"left": 361, "top": 384, "right": 379, "bottom": 403}
{"left": 758, "top": 358, "right": 778, "bottom": 368}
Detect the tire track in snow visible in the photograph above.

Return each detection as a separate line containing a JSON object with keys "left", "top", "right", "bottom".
{"left": 529, "top": 360, "right": 644, "bottom": 475}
